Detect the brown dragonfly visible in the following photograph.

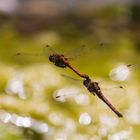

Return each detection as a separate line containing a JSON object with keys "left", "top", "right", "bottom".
{"left": 83, "top": 77, "right": 123, "bottom": 117}
{"left": 57, "top": 74, "right": 124, "bottom": 118}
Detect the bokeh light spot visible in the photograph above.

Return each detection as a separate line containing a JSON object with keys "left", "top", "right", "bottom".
{"left": 109, "top": 64, "right": 130, "bottom": 81}
{"left": 79, "top": 112, "right": 92, "bottom": 125}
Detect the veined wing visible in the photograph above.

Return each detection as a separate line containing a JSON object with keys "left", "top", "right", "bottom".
{"left": 13, "top": 44, "right": 58, "bottom": 64}
{"left": 97, "top": 81, "right": 127, "bottom": 107}
{"left": 43, "top": 44, "right": 86, "bottom": 61}
{"left": 66, "top": 45, "right": 86, "bottom": 60}
{"left": 60, "top": 74, "right": 126, "bottom": 101}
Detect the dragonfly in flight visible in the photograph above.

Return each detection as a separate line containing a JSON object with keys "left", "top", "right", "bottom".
{"left": 57, "top": 74, "right": 124, "bottom": 117}
{"left": 16, "top": 44, "right": 124, "bottom": 117}
{"left": 16, "top": 44, "right": 89, "bottom": 79}
{"left": 83, "top": 77, "right": 123, "bottom": 117}
{"left": 47, "top": 45, "right": 89, "bottom": 79}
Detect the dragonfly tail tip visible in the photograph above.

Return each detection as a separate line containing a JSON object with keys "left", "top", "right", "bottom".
{"left": 118, "top": 113, "right": 123, "bottom": 118}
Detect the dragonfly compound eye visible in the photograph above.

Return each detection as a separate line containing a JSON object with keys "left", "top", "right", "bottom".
{"left": 49, "top": 54, "right": 56, "bottom": 62}
{"left": 83, "top": 78, "right": 91, "bottom": 87}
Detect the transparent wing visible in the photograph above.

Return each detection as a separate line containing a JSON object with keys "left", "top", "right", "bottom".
{"left": 14, "top": 44, "right": 92, "bottom": 65}
{"left": 66, "top": 42, "right": 106, "bottom": 60}
{"left": 53, "top": 74, "right": 81, "bottom": 99}
{"left": 13, "top": 46, "right": 48, "bottom": 65}
{"left": 99, "top": 83, "right": 127, "bottom": 106}
{"left": 60, "top": 75, "right": 126, "bottom": 106}
{"left": 43, "top": 44, "right": 58, "bottom": 57}
{"left": 66, "top": 45, "right": 86, "bottom": 59}
{"left": 93, "top": 78, "right": 126, "bottom": 94}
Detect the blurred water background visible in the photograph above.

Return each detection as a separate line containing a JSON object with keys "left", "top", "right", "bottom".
{"left": 0, "top": 0, "right": 140, "bottom": 140}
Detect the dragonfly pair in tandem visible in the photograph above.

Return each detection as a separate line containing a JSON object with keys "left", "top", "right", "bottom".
{"left": 16, "top": 45, "right": 123, "bottom": 117}
{"left": 47, "top": 45, "right": 123, "bottom": 117}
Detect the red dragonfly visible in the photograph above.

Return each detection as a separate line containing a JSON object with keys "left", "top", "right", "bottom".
{"left": 47, "top": 46, "right": 88, "bottom": 79}
{"left": 16, "top": 44, "right": 89, "bottom": 79}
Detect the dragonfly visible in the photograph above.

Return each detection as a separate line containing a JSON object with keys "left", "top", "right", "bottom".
{"left": 16, "top": 44, "right": 89, "bottom": 79}
{"left": 57, "top": 74, "right": 124, "bottom": 118}
{"left": 83, "top": 77, "right": 123, "bottom": 117}
{"left": 47, "top": 46, "right": 89, "bottom": 79}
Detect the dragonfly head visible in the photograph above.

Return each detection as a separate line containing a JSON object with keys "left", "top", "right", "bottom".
{"left": 49, "top": 54, "right": 57, "bottom": 62}
{"left": 83, "top": 77, "right": 91, "bottom": 87}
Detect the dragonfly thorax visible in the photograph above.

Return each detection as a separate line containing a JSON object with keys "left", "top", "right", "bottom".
{"left": 49, "top": 54, "right": 67, "bottom": 68}
{"left": 93, "top": 82, "right": 100, "bottom": 91}
{"left": 83, "top": 78, "right": 94, "bottom": 91}
{"left": 83, "top": 78, "right": 101, "bottom": 95}
{"left": 83, "top": 78, "right": 91, "bottom": 87}
{"left": 49, "top": 54, "right": 57, "bottom": 62}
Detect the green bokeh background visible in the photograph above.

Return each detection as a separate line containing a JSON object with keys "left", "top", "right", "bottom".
{"left": 0, "top": 3, "right": 140, "bottom": 140}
